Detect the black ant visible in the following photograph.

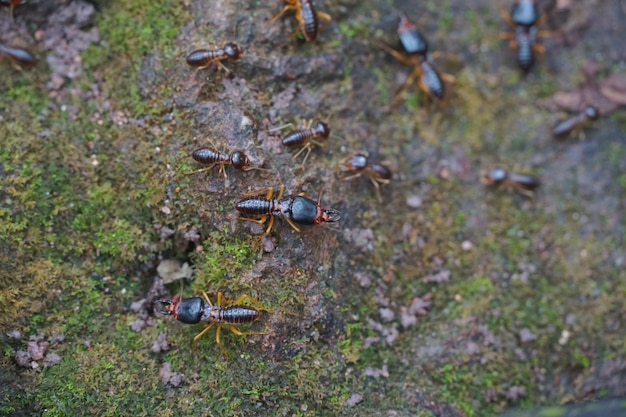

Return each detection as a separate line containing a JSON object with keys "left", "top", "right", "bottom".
{"left": 235, "top": 182, "right": 340, "bottom": 240}
{"left": 340, "top": 154, "right": 392, "bottom": 201}
{"left": 0, "top": 42, "right": 36, "bottom": 69}
{"left": 270, "top": 0, "right": 332, "bottom": 42}
{"left": 374, "top": 13, "right": 455, "bottom": 110}
{"left": 500, "top": 0, "right": 551, "bottom": 72}
{"left": 552, "top": 105, "right": 600, "bottom": 140}
{"left": 186, "top": 43, "right": 244, "bottom": 74}
{"left": 157, "top": 291, "right": 269, "bottom": 355}
{"left": 484, "top": 167, "right": 540, "bottom": 197}
{"left": 271, "top": 120, "right": 331, "bottom": 164}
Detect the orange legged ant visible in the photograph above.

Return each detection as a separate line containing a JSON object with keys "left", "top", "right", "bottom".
{"left": 186, "top": 43, "right": 244, "bottom": 74}
{"left": 340, "top": 154, "right": 392, "bottom": 202}
{"left": 552, "top": 105, "right": 600, "bottom": 140}
{"left": 235, "top": 182, "right": 340, "bottom": 240}
{"left": 270, "top": 0, "right": 332, "bottom": 42}
{"left": 0, "top": 42, "right": 36, "bottom": 70}
{"left": 157, "top": 291, "right": 269, "bottom": 355}
{"left": 484, "top": 167, "right": 540, "bottom": 197}
{"left": 374, "top": 13, "right": 455, "bottom": 110}
{"left": 500, "top": 0, "right": 552, "bottom": 72}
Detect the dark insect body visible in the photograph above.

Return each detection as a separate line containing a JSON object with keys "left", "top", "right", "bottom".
{"left": 235, "top": 183, "right": 340, "bottom": 239}
{"left": 484, "top": 167, "right": 540, "bottom": 196}
{"left": 270, "top": 0, "right": 332, "bottom": 42}
{"left": 375, "top": 13, "right": 454, "bottom": 109}
{"left": 186, "top": 43, "right": 244, "bottom": 71}
{"left": 0, "top": 43, "right": 36, "bottom": 69}
{"left": 157, "top": 291, "right": 268, "bottom": 354}
{"left": 280, "top": 121, "right": 330, "bottom": 163}
{"left": 552, "top": 106, "right": 600, "bottom": 139}
{"left": 191, "top": 148, "right": 251, "bottom": 176}
{"left": 341, "top": 154, "right": 392, "bottom": 201}
{"left": 500, "top": 0, "right": 548, "bottom": 72}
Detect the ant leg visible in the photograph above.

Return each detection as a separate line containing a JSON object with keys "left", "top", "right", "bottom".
{"left": 283, "top": 216, "right": 302, "bottom": 233}
{"left": 292, "top": 144, "right": 312, "bottom": 164}
{"left": 499, "top": 0, "right": 514, "bottom": 27}
{"left": 215, "top": 324, "right": 228, "bottom": 357}
{"left": 317, "top": 11, "right": 332, "bottom": 32}
{"left": 389, "top": 68, "right": 421, "bottom": 108}
{"left": 216, "top": 292, "right": 230, "bottom": 307}
{"left": 340, "top": 172, "right": 364, "bottom": 182}
{"left": 269, "top": 4, "right": 296, "bottom": 25}
{"left": 532, "top": 43, "right": 546, "bottom": 54}
{"left": 228, "top": 325, "right": 266, "bottom": 338}
{"left": 186, "top": 164, "right": 217, "bottom": 176}
{"left": 197, "top": 290, "right": 215, "bottom": 307}
{"left": 372, "top": 39, "right": 415, "bottom": 66}
{"left": 192, "top": 322, "right": 217, "bottom": 350}
{"left": 232, "top": 294, "right": 270, "bottom": 312}
{"left": 243, "top": 187, "right": 275, "bottom": 199}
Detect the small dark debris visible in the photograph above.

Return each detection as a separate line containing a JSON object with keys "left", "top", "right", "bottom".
{"left": 505, "top": 385, "right": 527, "bottom": 401}
{"left": 344, "top": 228, "right": 375, "bottom": 252}
{"left": 129, "top": 319, "right": 147, "bottom": 333}
{"left": 6, "top": 330, "right": 21, "bottom": 339}
{"left": 519, "top": 328, "right": 537, "bottom": 343}
{"left": 159, "top": 362, "right": 185, "bottom": 387}
{"left": 364, "top": 365, "right": 389, "bottom": 378}
{"left": 379, "top": 308, "right": 394, "bottom": 322}
{"left": 43, "top": 352, "right": 62, "bottom": 368}
{"left": 151, "top": 332, "right": 170, "bottom": 353}
{"left": 14, "top": 351, "right": 32, "bottom": 368}
{"left": 27, "top": 340, "right": 48, "bottom": 361}
{"left": 354, "top": 271, "right": 373, "bottom": 288}
{"left": 346, "top": 393, "right": 364, "bottom": 407}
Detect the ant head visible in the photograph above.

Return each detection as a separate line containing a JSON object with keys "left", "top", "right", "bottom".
{"left": 485, "top": 167, "right": 508, "bottom": 185}
{"left": 584, "top": 105, "right": 600, "bottom": 120}
{"left": 231, "top": 150, "right": 251, "bottom": 170}
{"left": 314, "top": 121, "right": 331, "bottom": 138}
{"left": 343, "top": 154, "right": 368, "bottom": 172}
{"left": 156, "top": 300, "right": 175, "bottom": 315}
{"left": 321, "top": 208, "right": 341, "bottom": 223}
{"left": 224, "top": 43, "right": 244, "bottom": 60}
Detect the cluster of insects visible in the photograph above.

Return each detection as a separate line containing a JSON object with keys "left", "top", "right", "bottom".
{"left": 157, "top": 0, "right": 347, "bottom": 352}
{"left": 157, "top": 0, "right": 606, "bottom": 353}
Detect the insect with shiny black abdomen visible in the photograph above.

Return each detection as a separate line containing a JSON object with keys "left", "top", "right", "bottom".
{"left": 270, "top": 0, "right": 332, "bottom": 42}
{"left": 340, "top": 153, "right": 392, "bottom": 202}
{"left": 484, "top": 167, "right": 540, "bottom": 197}
{"left": 374, "top": 13, "right": 455, "bottom": 110}
{"left": 157, "top": 291, "right": 269, "bottom": 355}
{"left": 235, "top": 182, "right": 340, "bottom": 240}
{"left": 499, "top": 0, "right": 552, "bottom": 72}
{"left": 0, "top": 42, "right": 36, "bottom": 69}
{"left": 186, "top": 43, "right": 244, "bottom": 74}
{"left": 552, "top": 105, "right": 600, "bottom": 140}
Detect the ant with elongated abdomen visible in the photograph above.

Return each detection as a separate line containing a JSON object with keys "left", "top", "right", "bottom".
{"left": 552, "top": 105, "right": 600, "bottom": 140}
{"left": 157, "top": 291, "right": 269, "bottom": 355}
{"left": 340, "top": 153, "right": 392, "bottom": 202}
{"left": 483, "top": 167, "right": 540, "bottom": 197}
{"left": 235, "top": 181, "right": 340, "bottom": 241}
{"left": 270, "top": 0, "right": 332, "bottom": 42}
{"left": 374, "top": 13, "right": 455, "bottom": 111}
{"left": 499, "top": 0, "right": 554, "bottom": 72}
